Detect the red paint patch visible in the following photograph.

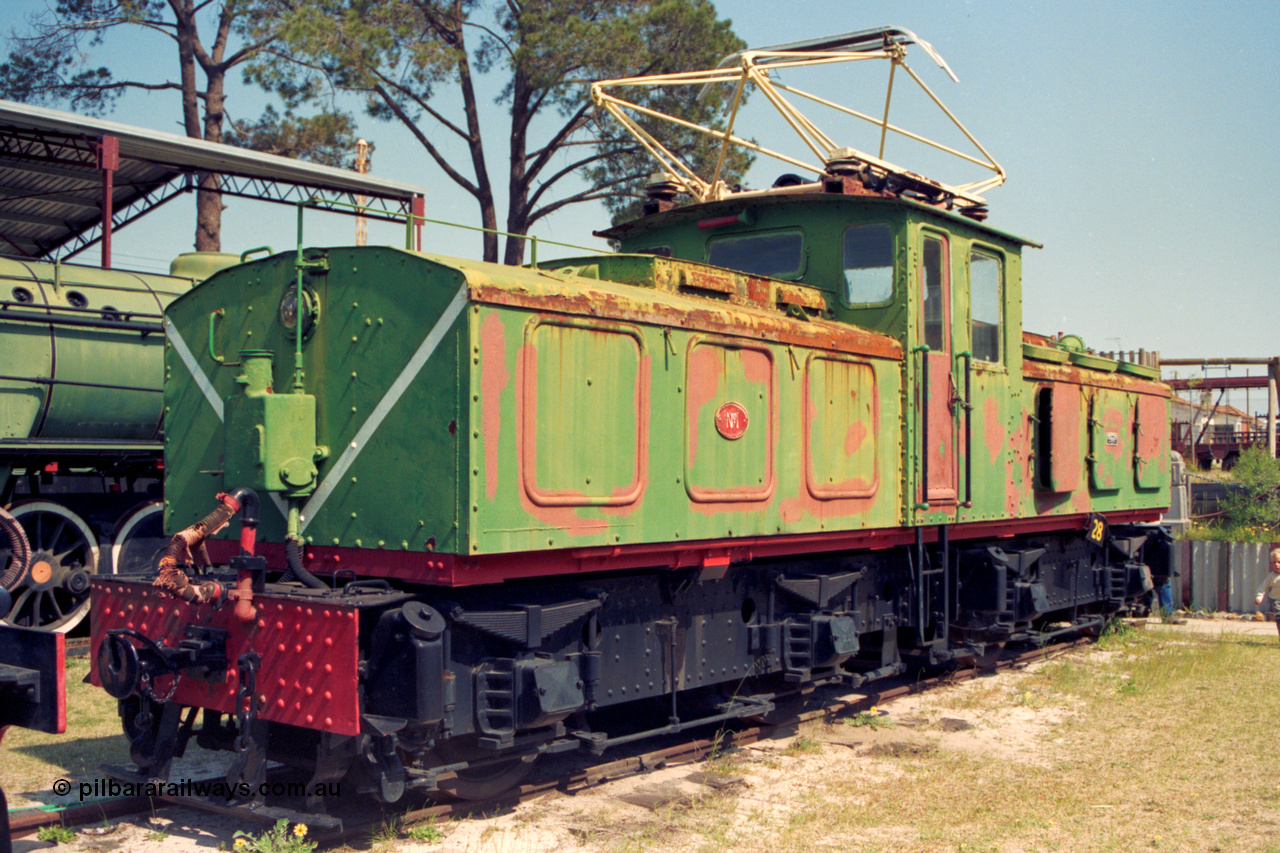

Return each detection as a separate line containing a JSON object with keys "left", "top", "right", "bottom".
{"left": 984, "top": 397, "right": 1004, "bottom": 465}
{"left": 480, "top": 313, "right": 509, "bottom": 502}
{"left": 685, "top": 344, "right": 726, "bottom": 469}
{"left": 844, "top": 421, "right": 868, "bottom": 456}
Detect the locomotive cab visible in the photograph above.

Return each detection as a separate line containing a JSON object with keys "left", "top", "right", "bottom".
{"left": 600, "top": 186, "right": 1040, "bottom": 521}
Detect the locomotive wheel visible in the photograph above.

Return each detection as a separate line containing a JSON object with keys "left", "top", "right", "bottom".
{"left": 110, "top": 500, "right": 166, "bottom": 576}
{"left": 429, "top": 735, "right": 539, "bottom": 801}
{"left": 0, "top": 500, "right": 99, "bottom": 632}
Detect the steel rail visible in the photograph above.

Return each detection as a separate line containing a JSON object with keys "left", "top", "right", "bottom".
{"left": 7, "top": 636, "right": 1096, "bottom": 842}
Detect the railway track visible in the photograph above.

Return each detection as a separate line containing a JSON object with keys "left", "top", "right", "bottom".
{"left": 9, "top": 636, "right": 1093, "bottom": 842}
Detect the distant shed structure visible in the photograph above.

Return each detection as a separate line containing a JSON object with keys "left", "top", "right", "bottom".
{"left": 1162, "top": 357, "right": 1280, "bottom": 468}
{"left": 0, "top": 99, "right": 427, "bottom": 266}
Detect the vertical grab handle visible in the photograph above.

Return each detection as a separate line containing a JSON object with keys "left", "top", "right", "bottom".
{"left": 912, "top": 345, "right": 930, "bottom": 511}
{"left": 959, "top": 350, "right": 974, "bottom": 508}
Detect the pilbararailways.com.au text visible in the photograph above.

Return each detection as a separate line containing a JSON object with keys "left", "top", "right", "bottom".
{"left": 53, "top": 778, "right": 341, "bottom": 803}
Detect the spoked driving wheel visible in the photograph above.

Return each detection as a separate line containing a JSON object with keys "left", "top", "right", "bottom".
{"left": 428, "top": 735, "right": 539, "bottom": 801}
{"left": 110, "top": 500, "right": 165, "bottom": 575}
{"left": 0, "top": 500, "right": 99, "bottom": 631}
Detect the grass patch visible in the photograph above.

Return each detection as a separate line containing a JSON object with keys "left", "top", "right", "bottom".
{"left": 612, "top": 630, "right": 1280, "bottom": 852}
{"left": 36, "top": 824, "right": 76, "bottom": 844}
{"left": 844, "top": 707, "right": 896, "bottom": 730}
{"left": 781, "top": 735, "right": 822, "bottom": 756}
{"left": 403, "top": 819, "right": 445, "bottom": 843}
{"left": 0, "top": 656, "right": 131, "bottom": 808}
{"left": 1182, "top": 520, "right": 1277, "bottom": 543}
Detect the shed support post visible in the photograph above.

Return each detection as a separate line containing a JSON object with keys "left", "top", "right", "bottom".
{"left": 96, "top": 134, "right": 119, "bottom": 269}
{"left": 1269, "top": 358, "right": 1277, "bottom": 458}
{"left": 412, "top": 195, "right": 425, "bottom": 252}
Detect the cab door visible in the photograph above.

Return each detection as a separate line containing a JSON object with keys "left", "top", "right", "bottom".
{"left": 919, "top": 232, "right": 958, "bottom": 504}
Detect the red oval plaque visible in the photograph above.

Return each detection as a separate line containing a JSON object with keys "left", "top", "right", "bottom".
{"left": 715, "top": 401, "right": 749, "bottom": 440}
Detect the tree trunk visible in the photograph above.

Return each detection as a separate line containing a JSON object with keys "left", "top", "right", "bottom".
{"left": 503, "top": 67, "right": 533, "bottom": 266}
{"left": 196, "top": 67, "right": 227, "bottom": 252}
{"left": 174, "top": 0, "right": 222, "bottom": 252}
{"left": 448, "top": 0, "right": 498, "bottom": 263}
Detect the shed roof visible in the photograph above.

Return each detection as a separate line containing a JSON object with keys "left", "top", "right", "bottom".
{"left": 0, "top": 99, "right": 427, "bottom": 261}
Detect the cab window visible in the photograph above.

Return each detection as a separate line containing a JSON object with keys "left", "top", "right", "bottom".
{"left": 970, "top": 249, "right": 1003, "bottom": 363}
{"left": 706, "top": 231, "right": 803, "bottom": 278}
{"left": 842, "top": 223, "right": 893, "bottom": 304}
{"left": 922, "top": 235, "right": 947, "bottom": 352}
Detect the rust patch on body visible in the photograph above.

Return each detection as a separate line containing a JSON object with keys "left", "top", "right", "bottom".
{"left": 1023, "top": 359, "right": 1169, "bottom": 397}
{"left": 470, "top": 283, "right": 902, "bottom": 361}
{"left": 844, "top": 421, "right": 869, "bottom": 456}
{"left": 480, "top": 312, "right": 509, "bottom": 501}
{"left": 983, "top": 396, "right": 1004, "bottom": 466}
{"left": 685, "top": 344, "right": 726, "bottom": 470}
{"left": 512, "top": 341, "right": 612, "bottom": 538}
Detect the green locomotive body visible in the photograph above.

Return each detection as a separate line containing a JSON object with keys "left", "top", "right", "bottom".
{"left": 90, "top": 28, "right": 1173, "bottom": 814}
{"left": 162, "top": 190, "right": 1167, "bottom": 571}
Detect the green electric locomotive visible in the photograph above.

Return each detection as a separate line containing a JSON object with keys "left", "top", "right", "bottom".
{"left": 91, "top": 28, "right": 1171, "bottom": 816}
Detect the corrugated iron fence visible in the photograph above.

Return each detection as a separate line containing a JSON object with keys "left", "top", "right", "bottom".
{"left": 1180, "top": 540, "right": 1278, "bottom": 613}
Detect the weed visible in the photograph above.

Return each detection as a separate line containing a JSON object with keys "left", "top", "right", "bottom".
{"left": 845, "top": 706, "right": 896, "bottom": 729}
{"left": 783, "top": 735, "right": 821, "bottom": 755}
{"left": 705, "top": 728, "right": 737, "bottom": 764}
{"left": 232, "top": 819, "right": 317, "bottom": 853}
{"left": 405, "top": 820, "right": 445, "bottom": 843}
{"left": 1097, "top": 617, "right": 1137, "bottom": 647}
{"left": 144, "top": 828, "right": 170, "bottom": 842}
{"left": 368, "top": 816, "right": 401, "bottom": 846}
{"left": 36, "top": 824, "right": 76, "bottom": 844}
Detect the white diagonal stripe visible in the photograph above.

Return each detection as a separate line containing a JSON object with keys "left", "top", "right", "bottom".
{"left": 165, "top": 316, "right": 289, "bottom": 521}
{"left": 299, "top": 283, "right": 468, "bottom": 533}
{"left": 165, "top": 316, "right": 223, "bottom": 422}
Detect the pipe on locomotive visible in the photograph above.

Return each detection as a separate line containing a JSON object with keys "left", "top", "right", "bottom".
{"left": 151, "top": 488, "right": 261, "bottom": 620}
{"left": 228, "top": 489, "right": 261, "bottom": 623}
{"left": 283, "top": 502, "right": 327, "bottom": 589}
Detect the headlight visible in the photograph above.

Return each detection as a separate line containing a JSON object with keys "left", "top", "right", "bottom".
{"left": 278, "top": 285, "right": 320, "bottom": 340}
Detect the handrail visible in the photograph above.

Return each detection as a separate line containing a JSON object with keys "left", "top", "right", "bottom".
{"left": 958, "top": 350, "right": 973, "bottom": 508}
{"left": 291, "top": 197, "right": 609, "bottom": 265}
{"left": 912, "top": 344, "right": 930, "bottom": 511}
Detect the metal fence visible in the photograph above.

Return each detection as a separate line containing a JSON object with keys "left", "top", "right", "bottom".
{"left": 1182, "top": 540, "right": 1277, "bottom": 613}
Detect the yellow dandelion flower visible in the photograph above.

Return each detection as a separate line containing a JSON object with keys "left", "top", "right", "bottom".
{"left": 293, "top": 823, "right": 308, "bottom": 838}
{"left": 234, "top": 839, "right": 248, "bottom": 850}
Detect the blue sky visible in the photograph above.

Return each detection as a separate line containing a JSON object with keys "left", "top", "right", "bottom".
{"left": 4, "top": 1, "right": 1279, "bottom": 402}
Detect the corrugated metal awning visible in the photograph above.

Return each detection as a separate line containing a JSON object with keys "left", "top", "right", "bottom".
{"left": 0, "top": 99, "right": 427, "bottom": 262}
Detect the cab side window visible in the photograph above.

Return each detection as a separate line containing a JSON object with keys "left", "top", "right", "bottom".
{"left": 842, "top": 224, "right": 893, "bottom": 304}
{"left": 921, "top": 235, "right": 947, "bottom": 352}
{"left": 969, "top": 249, "right": 1003, "bottom": 363}
{"left": 706, "top": 231, "right": 803, "bottom": 278}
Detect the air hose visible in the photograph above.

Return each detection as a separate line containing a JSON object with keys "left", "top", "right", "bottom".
{"left": 153, "top": 489, "right": 257, "bottom": 605}
{"left": 283, "top": 536, "right": 328, "bottom": 589}
{"left": 0, "top": 506, "right": 30, "bottom": 591}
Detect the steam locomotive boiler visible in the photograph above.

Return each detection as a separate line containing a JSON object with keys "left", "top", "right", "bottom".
{"left": 0, "top": 252, "right": 238, "bottom": 630}
{"left": 90, "top": 28, "right": 1173, "bottom": 814}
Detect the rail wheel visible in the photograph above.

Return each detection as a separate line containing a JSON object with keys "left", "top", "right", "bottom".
{"left": 428, "top": 735, "right": 539, "bottom": 801}
{"left": 0, "top": 500, "right": 99, "bottom": 632}
{"left": 110, "top": 500, "right": 165, "bottom": 576}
